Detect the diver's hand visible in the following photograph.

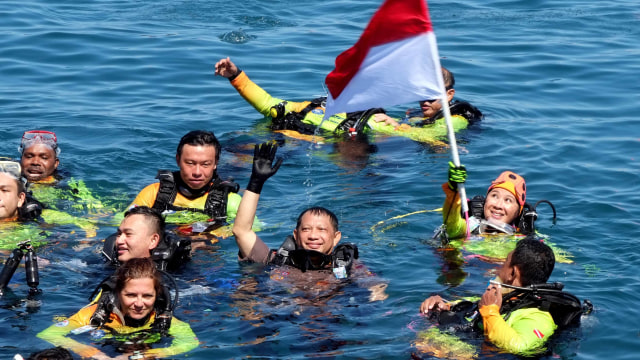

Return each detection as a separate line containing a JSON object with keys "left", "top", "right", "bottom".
{"left": 246, "top": 142, "right": 283, "bottom": 194}
{"left": 420, "top": 295, "right": 451, "bottom": 314}
{"left": 447, "top": 161, "right": 467, "bottom": 191}
{"left": 372, "top": 113, "right": 400, "bottom": 127}
{"left": 479, "top": 282, "right": 502, "bottom": 309}
{"left": 214, "top": 57, "right": 239, "bottom": 78}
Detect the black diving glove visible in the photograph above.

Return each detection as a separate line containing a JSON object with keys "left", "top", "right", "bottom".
{"left": 246, "top": 142, "right": 283, "bottom": 194}
{"left": 447, "top": 161, "right": 467, "bottom": 191}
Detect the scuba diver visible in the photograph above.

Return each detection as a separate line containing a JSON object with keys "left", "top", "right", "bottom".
{"left": 101, "top": 206, "right": 191, "bottom": 272}
{"left": 418, "top": 238, "right": 592, "bottom": 356}
{"left": 214, "top": 57, "right": 482, "bottom": 145}
{"left": 0, "top": 159, "right": 97, "bottom": 250}
{"left": 128, "top": 130, "right": 247, "bottom": 237}
{"left": 19, "top": 130, "right": 109, "bottom": 215}
{"left": 232, "top": 142, "right": 387, "bottom": 303}
{"left": 37, "top": 257, "right": 199, "bottom": 359}
{"left": 233, "top": 142, "right": 356, "bottom": 275}
{"left": 434, "top": 162, "right": 571, "bottom": 263}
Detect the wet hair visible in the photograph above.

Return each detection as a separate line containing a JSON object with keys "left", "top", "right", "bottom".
{"left": 510, "top": 237, "right": 555, "bottom": 286}
{"left": 124, "top": 206, "right": 165, "bottom": 237}
{"left": 296, "top": 206, "right": 339, "bottom": 232}
{"left": 26, "top": 346, "right": 73, "bottom": 360}
{"left": 114, "top": 257, "right": 163, "bottom": 297}
{"left": 442, "top": 67, "right": 455, "bottom": 91}
{"left": 176, "top": 130, "right": 221, "bottom": 162}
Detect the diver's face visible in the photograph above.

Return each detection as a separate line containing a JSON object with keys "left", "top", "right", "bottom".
{"left": 115, "top": 214, "right": 159, "bottom": 262}
{"left": 293, "top": 212, "right": 341, "bottom": 255}
{"left": 176, "top": 144, "right": 217, "bottom": 190}
{"left": 418, "top": 89, "right": 454, "bottom": 118}
{"left": 119, "top": 277, "right": 156, "bottom": 320}
{"left": 20, "top": 144, "right": 59, "bottom": 182}
{"left": 484, "top": 188, "right": 520, "bottom": 224}
{"left": 0, "top": 173, "right": 25, "bottom": 220}
{"left": 419, "top": 99, "right": 442, "bottom": 118}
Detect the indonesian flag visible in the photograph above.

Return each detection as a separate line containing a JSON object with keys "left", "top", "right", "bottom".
{"left": 324, "top": 0, "right": 445, "bottom": 118}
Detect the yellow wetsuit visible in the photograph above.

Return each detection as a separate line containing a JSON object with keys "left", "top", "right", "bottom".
{"left": 416, "top": 304, "right": 557, "bottom": 357}
{"left": 479, "top": 304, "right": 556, "bottom": 355}
{"left": 130, "top": 182, "right": 242, "bottom": 225}
{"left": 230, "top": 71, "right": 471, "bottom": 145}
{"left": 37, "top": 303, "right": 199, "bottom": 359}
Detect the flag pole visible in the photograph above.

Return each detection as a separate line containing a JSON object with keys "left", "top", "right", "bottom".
{"left": 440, "top": 91, "right": 471, "bottom": 238}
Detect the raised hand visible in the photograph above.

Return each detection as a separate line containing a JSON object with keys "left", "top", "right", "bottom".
{"left": 246, "top": 142, "right": 283, "bottom": 194}
{"left": 447, "top": 161, "right": 467, "bottom": 191}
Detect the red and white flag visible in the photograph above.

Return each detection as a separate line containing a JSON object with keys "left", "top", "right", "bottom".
{"left": 324, "top": 0, "right": 445, "bottom": 118}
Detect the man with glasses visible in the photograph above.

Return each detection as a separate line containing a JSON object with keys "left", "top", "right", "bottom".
{"left": 214, "top": 57, "right": 482, "bottom": 144}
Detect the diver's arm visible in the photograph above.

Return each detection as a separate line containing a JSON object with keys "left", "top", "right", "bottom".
{"left": 232, "top": 189, "right": 262, "bottom": 259}
{"left": 37, "top": 305, "right": 107, "bottom": 359}
{"left": 233, "top": 143, "right": 282, "bottom": 260}
{"left": 40, "top": 209, "right": 98, "bottom": 238}
{"left": 229, "top": 69, "right": 309, "bottom": 116}
{"left": 441, "top": 183, "right": 467, "bottom": 239}
{"left": 143, "top": 317, "right": 199, "bottom": 358}
{"left": 226, "top": 192, "right": 260, "bottom": 231}
{"left": 480, "top": 304, "right": 556, "bottom": 354}
{"left": 370, "top": 115, "right": 467, "bottom": 145}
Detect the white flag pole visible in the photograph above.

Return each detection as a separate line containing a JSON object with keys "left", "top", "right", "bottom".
{"left": 428, "top": 36, "right": 471, "bottom": 238}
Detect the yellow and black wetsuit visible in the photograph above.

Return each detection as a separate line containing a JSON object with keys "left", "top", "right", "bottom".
{"left": 37, "top": 303, "right": 199, "bottom": 359}
{"left": 230, "top": 71, "right": 477, "bottom": 145}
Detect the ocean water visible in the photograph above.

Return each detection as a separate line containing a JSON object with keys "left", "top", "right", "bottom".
{"left": 1, "top": 0, "right": 639, "bottom": 359}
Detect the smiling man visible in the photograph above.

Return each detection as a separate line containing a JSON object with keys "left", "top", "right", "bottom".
{"left": 102, "top": 206, "right": 191, "bottom": 271}
{"left": 113, "top": 206, "right": 163, "bottom": 263}
{"left": 233, "top": 142, "right": 364, "bottom": 278}
{"left": 129, "top": 130, "right": 242, "bottom": 226}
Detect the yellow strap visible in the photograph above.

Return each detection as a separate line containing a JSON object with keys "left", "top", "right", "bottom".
{"left": 370, "top": 208, "right": 442, "bottom": 232}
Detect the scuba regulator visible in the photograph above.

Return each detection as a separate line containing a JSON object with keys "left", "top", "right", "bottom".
{"left": 518, "top": 200, "right": 557, "bottom": 235}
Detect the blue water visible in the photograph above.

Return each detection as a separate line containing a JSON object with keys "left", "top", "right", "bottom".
{"left": 1, "top": 0, "right": 639, "bottom": 358}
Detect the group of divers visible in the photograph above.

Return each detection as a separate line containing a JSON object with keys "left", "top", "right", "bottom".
{"left": 0, "top": 57, "right": 593, "bottom": 360}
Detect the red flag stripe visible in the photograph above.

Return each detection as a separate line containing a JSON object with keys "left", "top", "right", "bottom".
{"left": 325, "top": 0, "right": 433, "bottom": 99}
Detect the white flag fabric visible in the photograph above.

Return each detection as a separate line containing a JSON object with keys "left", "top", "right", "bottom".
{"left": 324, "top": 0, "right": 445, "bottom": 118}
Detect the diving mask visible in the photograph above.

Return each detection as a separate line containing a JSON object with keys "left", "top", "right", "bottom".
{"left": 0, "top": 159, "right": 22, "bottom": 180}
{"left": 478, "top": 218, "right": 515, "bottom": 235}
{"left": 20, "top": 130, "right": 60, "bottom": 155}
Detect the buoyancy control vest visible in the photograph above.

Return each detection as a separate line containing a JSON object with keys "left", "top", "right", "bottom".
{"left": 466, "top": 195, "right": 557, "bottom": 235}
{"left": 151, "top": 170, "right": 239, "bottom": 222}
{"left": 432, "top": 282, "right": 592, "bottom": 332}
{"left": 269, "top": 236, "right": 359, "bottom": 279}
{"left": 269, "top": 97, "right": 386, "bottom": 137}
{"left": 102, "top": 230, "right": 191, "bottom": 272}
{"left": 88, "top": 270, "right": 178, "bottom": 336}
